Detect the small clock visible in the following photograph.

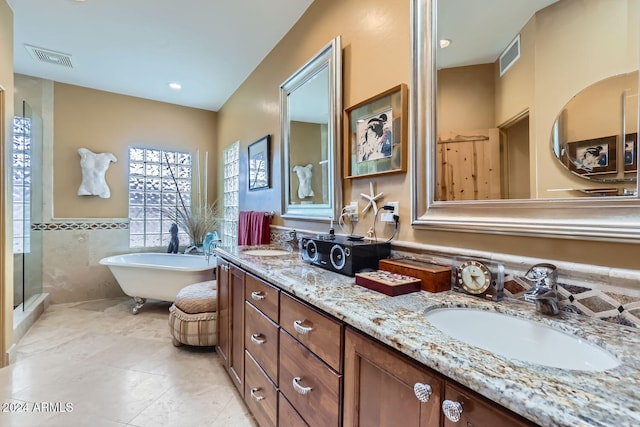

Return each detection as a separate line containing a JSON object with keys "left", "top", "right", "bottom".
{"left": 452, "top": 257, "right": 505, "bottom": 301}
{"left": 457, "top": 260, "right": 491, "bottom": 294}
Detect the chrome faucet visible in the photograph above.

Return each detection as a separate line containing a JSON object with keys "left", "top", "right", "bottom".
{"left": 520, "top": 263, "right": 559, "bottom": 316}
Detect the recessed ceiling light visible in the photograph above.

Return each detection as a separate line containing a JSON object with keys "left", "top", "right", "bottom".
{"left": 168, "top": 82, "right": 182, "bottom": 90}
{"left": 439, "top": 39, "right": 452, "bottom": 49}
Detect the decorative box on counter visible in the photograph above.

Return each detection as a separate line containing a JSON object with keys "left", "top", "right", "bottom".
{"left": 355, "top": 270, "right": 421, "bottom": 296}
{"left": 378, "top": 258, "right": 451, "bottom": 293}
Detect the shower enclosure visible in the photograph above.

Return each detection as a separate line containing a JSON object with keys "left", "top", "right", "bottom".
{"left": 13, "top": 100, "right": 43, "bottom": 311}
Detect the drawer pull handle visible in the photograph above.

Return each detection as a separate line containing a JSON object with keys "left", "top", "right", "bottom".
{"left": 413, "top": 382, "right": 432, "bottom": 402}
{"left": 250, "top": 333, "right": 266, "bottom": 345}
{"left": 293, "top": 320, "right": 314, "bottom": 334}
{"left": 292, "top": 377, "right": 313, "bottom": 395}
{"left": 442, "top": 400, "right": 463, "bottom": 422}
{"left": 251, "top": 291, "right": 266, "bottom": 301}
{"left": 250, "top": 387, "right": 265, "bottom": 402}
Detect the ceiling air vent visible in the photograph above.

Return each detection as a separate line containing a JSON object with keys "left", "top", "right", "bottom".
{"left": 24, "top": 44, "right": 75, "bottom": 68}
{"left": 499, "top": 35, "right": 520, "bottom": 77}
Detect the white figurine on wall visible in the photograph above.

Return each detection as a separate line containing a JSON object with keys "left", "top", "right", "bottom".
{"left": 77, "top": 148, "right": 117, "bottom": 199}
{"left": 293, "top": 163, "right": 314, "bottom": 199}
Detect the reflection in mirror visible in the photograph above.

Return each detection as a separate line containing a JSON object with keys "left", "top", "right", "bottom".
{"left": 411, "top": 0, "right": 640, "bottom": 241}
{"left": 281, "top": 37, "right": 342, "bottom": 221}
{"left": 434, "top": 0, "right": 638, "bottom": 201}
{"left": 552, "top": 71, "right": 638, "bottom": 194}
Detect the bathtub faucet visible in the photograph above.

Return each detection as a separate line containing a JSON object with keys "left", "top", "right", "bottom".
{"left": 205, "top": 241, "right": 221, "bottom": 265}
{"left": 184, "top": 245, "right": 200, "bottom": 255}
{"left": 203, "top": 232, "right": 221, "bottom": 264}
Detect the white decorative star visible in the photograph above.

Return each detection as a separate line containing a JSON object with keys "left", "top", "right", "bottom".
{"left": 360, "top": 181, "right": 384, "bottom": 215}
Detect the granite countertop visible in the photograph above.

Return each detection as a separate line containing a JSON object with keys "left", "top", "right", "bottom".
{"left": 215, "top": 245, "right": 640, "bottom": 427}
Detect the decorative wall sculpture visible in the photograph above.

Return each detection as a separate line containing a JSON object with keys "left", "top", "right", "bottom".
{"left": 293, "top": 163, "right": 314, "bottom": 199}
{"left": 77, "top": 147, "right": 117, "bottom": 198}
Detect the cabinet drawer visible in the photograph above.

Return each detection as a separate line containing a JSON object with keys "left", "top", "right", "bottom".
{"left": 280, "top": 293, "right": 343, "bottom": 372}
{"left": 278, "top": 393, "right": 309, "bottom": 427}
{"left": 279, "top": 330, "right": 341, "bottom": 427}
{"left": 245, "top": 301, "right": 279, "bottom": 384}
{"left": 245, "top": 351, "right": 278, "bottom": 427}
{"left": 246, "top": 273, "right": 280, "bottom": 322}
{"left": 443, "top": 382, "right": 534, "bottom": 427}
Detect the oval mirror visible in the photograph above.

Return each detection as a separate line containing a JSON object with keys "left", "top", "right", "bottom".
{"left": 552, "top": 71, "right": 638, "bottom": 192}
{"left": 281, "top": 36, "right": 342, "bottom": 221}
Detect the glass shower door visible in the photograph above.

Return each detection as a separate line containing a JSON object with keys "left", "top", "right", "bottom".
{"left": 13, "top": 100, "right": 43, "bottom": 310}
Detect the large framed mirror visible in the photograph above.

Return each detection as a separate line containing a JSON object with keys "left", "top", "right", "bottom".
{"left": 412, "top": 0, "right": 640, "bottom": 241}
{"left": 281, "top": 36, "right": 342, "bottom": 221}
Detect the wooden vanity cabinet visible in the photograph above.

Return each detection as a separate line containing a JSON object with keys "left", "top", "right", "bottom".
{"left": 343, "top": 328, "right": 443, "bottom": 427}
{"left": 218, "top": 257, "right": 537, "bottom": 427}
{"left": 216, "top": 259, "right": 245, "bottom": 396}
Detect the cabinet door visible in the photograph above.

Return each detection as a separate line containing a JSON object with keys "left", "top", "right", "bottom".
{"left": 344, "top": 328, "right": 443, "bottom": 427}
{"left": 442, "top": 382, "right": 534, "bottom": 427}
{"left": 229, "top": 263, "right": 245, "bottom": 395}
{"left": 216, "top": 260, "right": 230, "bottom": 368}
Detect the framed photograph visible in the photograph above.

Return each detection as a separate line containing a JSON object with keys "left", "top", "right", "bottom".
{"left": 624, "top": 133, "right": 638, "bottom": 173}
{"left": 344, "top": 84, "right": 408, "bottom": 178}
{"left": 564, "top": 135, "right": 617, "bottom": 176}
{"left": 248, "top": 135, "right": 270, "bottom": 191}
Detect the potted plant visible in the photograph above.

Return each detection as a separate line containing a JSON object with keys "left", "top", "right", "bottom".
{"left": 171, "top": 200, "right": 220, "bottom": 250}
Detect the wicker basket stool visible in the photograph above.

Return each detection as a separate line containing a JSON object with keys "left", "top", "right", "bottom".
{"left": 168, "top": 280, "right": 217, "bottom": 347}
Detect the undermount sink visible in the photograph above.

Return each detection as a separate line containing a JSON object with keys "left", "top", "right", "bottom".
{"left": 425, "top": 308, "right": 620, "bottom": 371}
{"left": 242, "top": 248, "right": 291, "bottom": 257}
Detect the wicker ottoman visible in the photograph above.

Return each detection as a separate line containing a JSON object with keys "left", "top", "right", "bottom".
{"left": 168, "top": 280, "right": 217, "bottom": 347}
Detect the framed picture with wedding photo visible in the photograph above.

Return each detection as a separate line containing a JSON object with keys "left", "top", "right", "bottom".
{"left": 344, "top": 84, "right": 407, "bottom": 179}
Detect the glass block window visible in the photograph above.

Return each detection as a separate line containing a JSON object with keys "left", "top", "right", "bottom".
{"left": 13, "top": 116, "right": 31, "bottom": 254}
{"left": 222, "top": 142, "right": 240, "bottom": 247}
{"left": 128, "top": 147, "right": 192, "bottom": 248}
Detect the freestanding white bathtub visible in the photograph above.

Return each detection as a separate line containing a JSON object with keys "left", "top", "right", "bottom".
{"left": 99, "top": 252, "right": 217, "bottom": 314}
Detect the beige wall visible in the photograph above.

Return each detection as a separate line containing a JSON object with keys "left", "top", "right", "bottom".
{"left": 563, "top": 72, "right": 637, "bottom": 142}
{"left": 216, "top": 0, "right": 640, "bottom": 270}
{"left": 53, "top": 83, "right": 217, "bottom": 218}
{"left": 0, "top": 0, "right": 13, "bottom": 366}
{"left": 216, "top": 0, "right": 411, "bottom": 231}
{"left": 437, "top": 64, "right": 495, "bottom": 132}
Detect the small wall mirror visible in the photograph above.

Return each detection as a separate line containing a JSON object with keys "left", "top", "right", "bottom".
{"left": 281, "top": 36, "right": 342, "bottom": 221}
{"left": 412, "top": 0, "right": 640, "bottom": 241}
{"left": 551, "top": 71, "right": 638, "bottom": 193}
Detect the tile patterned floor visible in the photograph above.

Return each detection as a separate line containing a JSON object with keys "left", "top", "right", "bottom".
{"left": 0, "top": 297, "right": 258, "bottom": 427}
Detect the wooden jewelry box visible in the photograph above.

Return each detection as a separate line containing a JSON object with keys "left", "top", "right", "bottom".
{"left": 378, "top": 258, "right": 452, "bottom": 293}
